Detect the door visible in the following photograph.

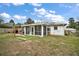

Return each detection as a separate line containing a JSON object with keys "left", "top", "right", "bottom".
{"left": 47, "top": 28, "right": 51, "bottom": 35}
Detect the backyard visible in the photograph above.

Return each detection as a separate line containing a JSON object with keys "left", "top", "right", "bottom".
{"left": 0, "top": 33, "right": 79, "bottom": 56}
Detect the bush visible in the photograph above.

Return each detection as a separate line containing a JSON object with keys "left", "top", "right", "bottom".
{"left": 75, "top": 31, "right": 79, "bottom": 37}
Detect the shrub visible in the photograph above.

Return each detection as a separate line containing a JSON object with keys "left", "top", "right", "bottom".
{"left": 75, "top": 31, "right": 79, "bottom": 37}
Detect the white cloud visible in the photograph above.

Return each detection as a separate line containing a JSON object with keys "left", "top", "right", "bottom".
{"left": 31, "top": 3, "right": 42, "bottom": 7}
{"left": 49, "top": 10, "right": 56, "bottom": 14}
{"left": 13, "top": 15, "right": 27, "bottom": 20}
{"left": 34, "top": 19, "right": 42, "bottom": 23}
{"left": 34, "top": 8, "right": 48, "bottom": 16}
{"left": 0, "top": 12, "right": 11, "bottom": 22}
{"left": 12, "top": 3, "right": 25, "bottom": 6}
{"left": 0, "top": 13, "right": 27, "bottom": 23}
{"left": 45, "top": 13, "right": 65, "bottom": 22}
{"left": 0, "top": 13, "right": 27, "bottom": 20}
{"left": 2, "top": 3, "right": 25, "bottom": 6}
{"left": 33, "top": 8, "right": 66, "bottom": 23}
{"left": 0, "top": 12, "right": 11, "bottom": 18}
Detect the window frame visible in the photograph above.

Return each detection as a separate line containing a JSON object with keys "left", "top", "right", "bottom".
{"left": 54, "top": 26, "right": 58, "bottom": 30}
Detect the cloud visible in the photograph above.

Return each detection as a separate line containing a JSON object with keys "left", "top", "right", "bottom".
{"left": 34, "top": 19, "right": 42, "bottom": 23}
{"left": 2, "top": 3, "right": 25, "bottom": 6}
{"left": 0, "top": 12, "right": 11, "bottom": 22}
{"left": 34, "top": 8, "right": 48, "bottom": 16}
{"left": 45, "top": 14, "right": 65, "bottom": 22}
{"left": 49, "top": 10, "right": 56, "bottom": 14}
{"left": 33, "top": 8, "right": 66, "bottom": 23}
{"left": 0, "top": 13, "right": 27, "bottom": 20}
{"left": 0, "top": 12, "right": 11, "bottom": 18}
{"left": 13, "top": 15, "right": 27, "bottom": 20}
{"left": 0, "top": 13, "right": 27, "bottom": 23}
{"left": 12, "top": 3, "right": 25, "bottom": 6}
{"left": 13, "top": 15, "right": 27, "bottom": 23}
{"left": 31, "top": 3, "right": 42, "bottom": 7}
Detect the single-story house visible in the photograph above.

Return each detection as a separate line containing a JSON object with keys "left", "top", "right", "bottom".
{"left": 22, "top": 22, "right": 66, "bottom": 37}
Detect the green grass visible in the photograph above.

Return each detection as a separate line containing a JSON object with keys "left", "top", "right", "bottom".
{"left": 0, "top": 33, "right": 79, "bottom": 56}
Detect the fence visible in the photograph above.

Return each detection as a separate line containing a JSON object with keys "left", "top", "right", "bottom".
{"left": 0, "top": 28, "right": 14, "bottom": 33}
{"left": 0, "top": 28, "right": 23, "bottom": 34}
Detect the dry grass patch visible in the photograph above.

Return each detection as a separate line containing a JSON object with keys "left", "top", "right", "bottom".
{"left": 0, "top": 33, "right": 79, "bottom": 56}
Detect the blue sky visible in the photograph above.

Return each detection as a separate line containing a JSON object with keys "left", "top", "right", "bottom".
{"left": 0, "top": 3, "right": 79, "bottom": 24}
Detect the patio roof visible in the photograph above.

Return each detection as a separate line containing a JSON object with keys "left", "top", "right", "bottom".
{"left": 21, "top": 22, "right": 66, "bottom": 27}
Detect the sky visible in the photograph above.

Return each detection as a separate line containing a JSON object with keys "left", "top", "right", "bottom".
{"left": 0, "top": 3, "right": 79, "bottom": 24}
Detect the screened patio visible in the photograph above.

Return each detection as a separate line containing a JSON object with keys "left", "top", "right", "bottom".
{"left": 23, "top": 25, "right": 47, "bottom": 37}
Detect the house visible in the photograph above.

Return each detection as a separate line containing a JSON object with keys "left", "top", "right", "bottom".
{"left": 22, "top": 22, "right": 66, "bottom": 37}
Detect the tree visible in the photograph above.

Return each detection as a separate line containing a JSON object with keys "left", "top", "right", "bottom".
{"left": 0, "top": 19, "right": 4, "bottom": 24}
{"left": 75, "top": 18, "right": 79, "bottom": 30}
{"left": 0, "top": 16, "right": 4, "bottom": 28}
{"left": 9, "top": 19, "right": 15, "bottom": 27}
{"left": 25, "top": 18, "right": 34, "bottom": 24}
{"left": 17, "top": 23, "right": 21, "bottom": 25}
{"left": 0, "top": 16, "right": 4, "bottom": 24}
{"left": 9, "top": 19, "right": 15, "bottom": 24}
{"left": 68, "top": 18, "right": 76, "bottom": 28}
{"left": 9, "top": 19, "right": 15, "bottom": 37}
{"left": 76, "top": 21, "right": 79, "bottom": 30}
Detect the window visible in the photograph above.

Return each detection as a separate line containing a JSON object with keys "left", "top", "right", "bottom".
{"left": 47, "top": 28, "right": 50, "bottom": 35}
{"left": 54, "top": 26, "right": 58, "bottom": 30}
{"left": 47, "top": 28, "right": 50, "bottom": 32}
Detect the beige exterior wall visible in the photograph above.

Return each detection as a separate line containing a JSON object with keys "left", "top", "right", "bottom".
{"left": 50, "top": 26, "right": 65, "bottom": 36}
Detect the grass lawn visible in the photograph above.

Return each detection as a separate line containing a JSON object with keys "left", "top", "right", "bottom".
{"left": 0, "top": 33, "right": 79, "bottom": 56}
